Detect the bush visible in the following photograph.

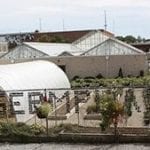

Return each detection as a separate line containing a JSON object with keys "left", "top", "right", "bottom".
{"left": 0, "top": 122, "right": 38, "bottom": 136}
{"left": 118, "top": 68, "right": 123, "bottom": 78}
{"left": 72, "top": 76, "right": 80, "bottom": 80}
{"left": 30, "top": 124, "right": 45, "bottom": 135}
{"left": 36, "top": 102, "right": 52, "bottom": 119}
{"left": 84, "top": 76, "right": 95, "bottom": 79}
{"left": 71, "top": 75, "right": 150, "bottom": 88}
{"left": 96, "top": 73, "right": 104, "bottom": 79}
{"left": 139, "top": 70, "right": 144, "bottom": 77}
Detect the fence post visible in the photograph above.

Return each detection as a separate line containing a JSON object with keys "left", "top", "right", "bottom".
{"left": 74, "top": 91, "right": 79, "bottom": 126}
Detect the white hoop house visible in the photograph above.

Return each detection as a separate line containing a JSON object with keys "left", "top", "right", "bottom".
{"left": 0, "top": 60, "right": 70, "bottom": 122}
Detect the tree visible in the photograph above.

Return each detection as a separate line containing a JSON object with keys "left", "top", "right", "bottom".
{"left": 116, "top": 36, "right": 125, "bottom": 42}
{"left": 100, "top": 94, "right": 124, "bottom": 138}
{"left": 50, "top": 35, "right": 67, "bottom": 43}
{"left": 137, "top": 36, "right": 142, "bottom": 43}
{"left": 37, "top": 34, "right": 51, "bottom": 42}
{"left": 124, "top": 35, "right": 136, "bottom": 43}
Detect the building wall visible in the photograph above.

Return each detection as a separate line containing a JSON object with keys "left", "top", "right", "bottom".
{"left": 48, "top": 55, "right": 147, "bottom": 79}
{"left": 0, "top": 54, "right": 146, "bottom": 80}
{"left": 0, "top": 42, "right": 8, "bottom": 56}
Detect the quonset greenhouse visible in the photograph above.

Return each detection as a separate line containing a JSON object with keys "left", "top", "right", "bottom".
{"left": 0, "top": 60, "right": 70, "bottom": 122}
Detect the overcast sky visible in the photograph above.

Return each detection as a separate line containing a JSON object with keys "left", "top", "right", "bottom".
{"left": 0, "top": 0, "right": 150, "bottom": 38}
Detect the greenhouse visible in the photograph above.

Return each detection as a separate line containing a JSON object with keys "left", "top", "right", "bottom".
{"left": 0, "top": 30, "right": 113, "bottom": 60}
{"left": 81, "top": 38, "right": 145, "bottom": 56}
{"left": 0, "top": 60, "right": 70, "bottom": 122}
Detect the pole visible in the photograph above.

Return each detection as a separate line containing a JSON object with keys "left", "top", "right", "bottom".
{"left": 77, "top": 111, "right": 79, "bottom": 126}
{"left": 74, "top": 91, "right": 79, "bottom": 126}
{"left": 46, "top": 117, "right": 48, "bottom": 136}
{"left": 104, "top": 10, "right": 107, "bottom": 31}
{"left": 54, "top": 95, "right": 57, "bottom": 126}
{"left": 34, "top": 95, "right": 37, "bottom": 124}
{"left": 5, "top": 103, "right": 9, "bottom": 123}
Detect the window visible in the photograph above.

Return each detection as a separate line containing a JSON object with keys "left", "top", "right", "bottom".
{"left": 14, "top": 101, "right": 20, "bottom": 106}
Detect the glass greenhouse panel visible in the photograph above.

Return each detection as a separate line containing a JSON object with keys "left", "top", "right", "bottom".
{"left": 73, "top": 31, "right": 110, "bottom": 51}
{"left": 83, "top": 39, "right": 143, "bottom": 56}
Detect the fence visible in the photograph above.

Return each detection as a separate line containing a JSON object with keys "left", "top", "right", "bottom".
{"left": 0, "top": 87, "right": 149, "bottom": 129}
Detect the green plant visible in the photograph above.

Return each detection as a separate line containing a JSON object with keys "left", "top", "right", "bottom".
{"left": 99, "top": 94, "right": 124, "bottom": 136}
{"left": 84, "top": 76, "right": 95, "bottom": 79}
{"left": 0, "top": 122, "right": 45, "bottom": 137}
{"left": 72, "top": 76, "right": 80, "bottom": 80}
{"left": 139, "top": 70, "right": 144, "bottom": 77}
{"left": 94, "top": 90, "right": 101, "bottom": 112}
{"left": 96, "top": 73, "right": 104, "bottom": 79}
{"left": 36, "top": 102, "right": 52, "bottom": 119}
{"left": 118, "top": 68, "right": 123, "bottom": 78}
{"left": 30, "top": 124, "right": 45, "bottom": 135}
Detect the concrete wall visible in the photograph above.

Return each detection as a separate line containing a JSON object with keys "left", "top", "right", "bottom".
{"left": 48, "top": 54, "right": 147, "bottom": 79}
{"left": 0, "top": 54, "right": 147, "bottom": 80}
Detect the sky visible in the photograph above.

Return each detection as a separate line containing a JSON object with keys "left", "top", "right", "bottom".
{"left": 0, "top": 0, "right": 150, "bottom": 38}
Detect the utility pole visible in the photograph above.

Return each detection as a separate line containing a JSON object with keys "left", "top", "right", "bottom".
{"left": 104, "top": 10, "right": 107, "bottom": 31}
{"left": 39, "top": 18, "right": 42, "bottom": 31}
{"left": 62, "top": 19, "right": 65, "bottom": 31}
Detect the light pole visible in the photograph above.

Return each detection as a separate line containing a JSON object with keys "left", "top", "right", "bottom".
{"left": 105, "top": 55, "right": 109, "bottom": 78}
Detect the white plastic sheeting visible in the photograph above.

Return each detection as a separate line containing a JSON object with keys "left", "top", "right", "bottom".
{"left": 0, "top": 60, "right": 70, "bottom": 122}
{"left": 0, "top": 60, "right": 70, "bottom": 91}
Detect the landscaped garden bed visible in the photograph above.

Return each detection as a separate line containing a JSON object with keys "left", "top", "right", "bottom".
{"left": 143, "top": 88, "right": 150, "bottom": 125}
{"left": 71, "top": 76, "right": 150, "bottom": 88}
{"left": 0, "top": 122, "right": 149, "bottom": 143}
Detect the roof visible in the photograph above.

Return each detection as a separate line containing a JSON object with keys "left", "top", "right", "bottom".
{"left": 72, "top": 30, "right": 113, "bottom": 51}
{"left": 24, "top": 42, "right": 83, "bottom": 56}
{"left": 0, "top": 60, "right": 70, "bottom": 91}
{"left": 132, "top": 43, "right": 150, "bottom": 53}
{"left": 0, "top": 29, "right": 114, "bottom": 43}
{"left": 82, "top": 38, "right": 145, "bottom": 56}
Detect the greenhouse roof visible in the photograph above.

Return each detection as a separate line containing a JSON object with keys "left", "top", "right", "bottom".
{"left": 0, "top": 60, "right": 70, "bottom": 91}
{"left": 24, "top": 42, "right": 83, "bottom": 56}
{"left": 81, "top": 38, "right": 145, "bottom": 56}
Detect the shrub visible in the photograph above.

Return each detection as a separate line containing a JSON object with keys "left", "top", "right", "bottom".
{"left": 84, "top": 76, "right": 95, "bottom": 79}
{"left": 118, "top": 68, "right": 123, "bottom": 78}
{"left": 139, "top": 70, "right": 144, "bottom": 77}
{"left": 96, "top": 73, "right": 104, "bottom": 79}
{"left": 0, "top": 122, "right": 36, "bottom": 136}
{"left": 72, "top": 76, "right": 80, "bottom": 80}
{"left": 30, "top": 124, "right": 45, "bottom": 135}
{"left": 36, "top": 102, "right": 52, "bottom": 119}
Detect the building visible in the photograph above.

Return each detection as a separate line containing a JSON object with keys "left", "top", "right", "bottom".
{"left": 0, "top": 60, "right": 70, "bottom": 122}
{"left": 132, "top": 42, "right": 150, "bottom": 53}
{"left": 0, "top": 29, "right": 114, "bottom": 48}
{"left": 0, "top": 42, "right": 8, "bottom": 56}
{"left": 0, "top": 29, "right": 147, "bottom": 79}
